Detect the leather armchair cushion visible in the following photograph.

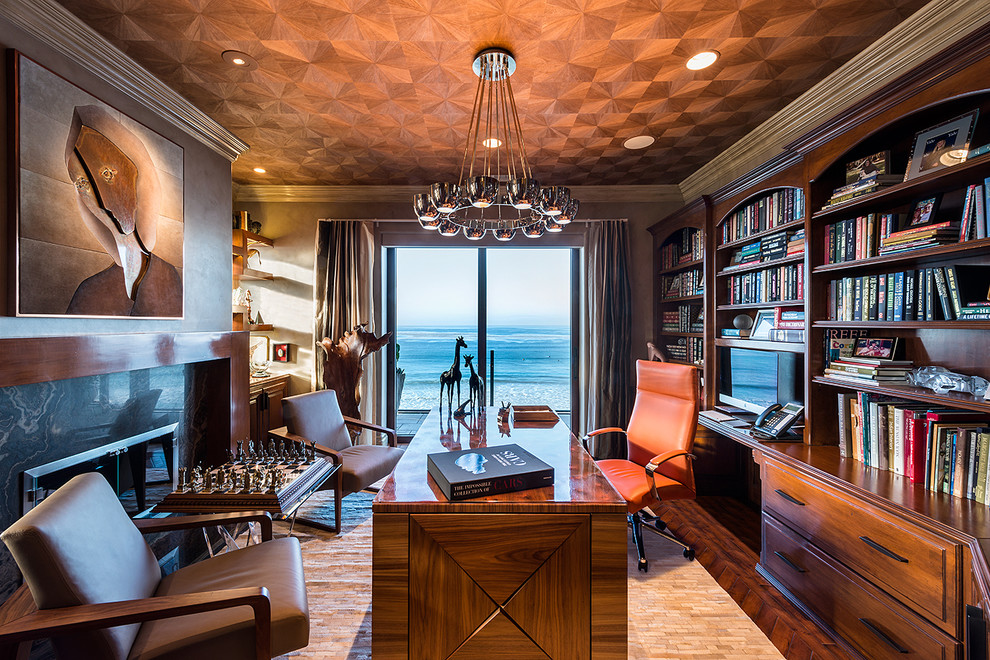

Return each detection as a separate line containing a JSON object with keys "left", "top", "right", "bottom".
{"left": 283, "top": 390, "right": 353, "bottom": 452}
{"left": 1, "top": 473, "right": 161, "bottom": 660}
{"left": 337, "top": 445, "right": 404, "bottom": 495}
{"left": 597, "top": 459, "right": 695, "bottom": 514}
{"left": 128, "top": 537, "right": 309, "bottom": 660}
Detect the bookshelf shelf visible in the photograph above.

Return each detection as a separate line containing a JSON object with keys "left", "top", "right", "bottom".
{"left": 811, "top": 151, "right": 990, "bottom": 221}
{"left": 717, "top": 252, "right": 805, "bottom": 277}
{"left": 717, "top": 300, "right": 804, "bottom": 311}
{"left": 659, "top": 331, "right": 703, "bottom": 338}
{"left": 814, "top": 320, "right": 990, "bottom": 329}
{"left": 660, "top": 294, "right": 703, "bottom": 303}
{"left": 716, "top": 217, "right": 805, "bottom": 251}
{"left": 658, "top": 258, "right": 703, "bottom": 275}
{"left": 813, "top": 237, "right": 990, "bottom": 273}
{"left": 715, "top": 338, "right": 805, "bottom": 352}
{"left": 812, "top": 376, "right": 990, "bottom": 414}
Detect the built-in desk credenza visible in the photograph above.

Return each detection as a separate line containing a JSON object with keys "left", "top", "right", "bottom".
{"left": 700, "top": 415, "right": 990, "bottom": 660}
{"left": 372, "top": 409, "right": 628, "bottom": 659}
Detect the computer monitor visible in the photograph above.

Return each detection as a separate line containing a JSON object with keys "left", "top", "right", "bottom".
{"left": 717, "top": 347, "right": 803, "bottom": 414}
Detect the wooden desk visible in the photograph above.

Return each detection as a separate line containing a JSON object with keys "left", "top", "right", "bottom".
{"left": 372, "top": 409, "right": 628, "bottom": 659}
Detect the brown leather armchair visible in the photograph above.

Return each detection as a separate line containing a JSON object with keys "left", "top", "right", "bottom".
{"left": 0, "top": 472, "right": 309, "bottom": 660}
{"left": 585, "top": 360, "right": 700, "bottom": 572}
{"left": 270, "top": 389, "right": 403, "bottom": 532}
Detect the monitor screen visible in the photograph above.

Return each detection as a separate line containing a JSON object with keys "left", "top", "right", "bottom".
{"left": 718, "top": 347, "right": 802, "bottom": 414}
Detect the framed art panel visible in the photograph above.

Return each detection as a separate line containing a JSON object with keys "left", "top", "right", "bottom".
{"left": 9, "top": 51, "right": 184, "bottom": 318}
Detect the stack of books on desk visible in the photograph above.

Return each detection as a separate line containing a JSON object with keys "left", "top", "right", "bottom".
{"left": 823, "top": 357, "right": 913, "bottom": 384}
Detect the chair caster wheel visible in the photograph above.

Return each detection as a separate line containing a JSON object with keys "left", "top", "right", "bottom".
{"left": 638, "top": 559, "right": 649, "bottom": 572}
{"left": 683, "top": 549, "right": 695, "bottom": 561}
{"left": 653, "top": 520, "right": 667, "bottom": 531}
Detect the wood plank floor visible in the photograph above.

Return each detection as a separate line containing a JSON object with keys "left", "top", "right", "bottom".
{"left": 273, "top": 489, "right": 848, "bottom": 659}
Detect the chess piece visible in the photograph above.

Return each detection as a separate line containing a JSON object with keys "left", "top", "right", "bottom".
{"left": 204, "top": 470, "right": 214, "bottom": 492}
{"left": 306, "top": 440, "right": 316, "bottom": 463}
{"left": 225, "top": 448, "right": 235, "bottom": 465}
{"left": 177, "top": 467, "right": 187, "bottom": 493}
{"left": 236, "top": 439, "right": 245, "bottom": 463}
{"left": 247, "top": 440, "right": 256, "bottom": 460}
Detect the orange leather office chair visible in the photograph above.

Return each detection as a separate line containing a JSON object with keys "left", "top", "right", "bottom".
{"left": 585, "top": 360, "right": 700, "bottom": 572}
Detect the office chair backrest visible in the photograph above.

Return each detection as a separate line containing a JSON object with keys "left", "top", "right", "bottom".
{"left": 1, "top": 472, "right": 162, "bottom": 660}
{"left": 626, "top": 360, "right": 700, "bottom": 490}
{"left": 282, "top": 389, "right": 353, "bottom": 452}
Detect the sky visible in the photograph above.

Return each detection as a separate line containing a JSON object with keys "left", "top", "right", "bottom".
{"left": 395, "top": 248, "right": 571, "bottom": 326}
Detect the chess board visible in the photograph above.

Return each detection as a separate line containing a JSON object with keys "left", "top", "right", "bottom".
{"left": 153, "top": 458, "right": 337, "bottom": 517}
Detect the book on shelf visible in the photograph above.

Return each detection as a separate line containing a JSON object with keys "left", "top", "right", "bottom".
{"left": 663, "top": 336, "right": 703, "bottom": 364}
{"left": 662, "top": 305, "right": 703, "bottom": 332}
{"left": 660, "top": 227, "right": 703, "bottom": 270}
{"left": 768, "top": 329, "right": 805, "bottom": 342}
{"left": 662, "top": 268, "right": 703, "bottom": 299}
{"left": 827, "top": 266, "right": 989, "bottom": 321}
{"left": 726, "top": 262, "right": 804, "bottom": 305}
{"left": 427, "top": 443, "right": 554, "bottom": 501}
{"left": 720, "top": 328, "right": 751, "bottom": 338}
{"left": 823, "top": 328, "right": 870, "bottom": 365}
{"left": 719, "top": 188, "right": 804, "bottom": 244}
{"left": 823, "top": 175, "right": 902, "bottom": 209}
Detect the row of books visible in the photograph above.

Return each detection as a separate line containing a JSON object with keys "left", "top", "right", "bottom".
{"left": 660, "top": 227, "right": 704, "bottom": 270}
{"left": 821, "top": 174, "right": 903, "bottom": 209}
{"left": 725, "top": 263, "right": 804, "bottom": 306}
{"left": 719, "top": 189, "right": 804, "bottom": 245}
{"left": 837, "top": 391, "right": 990, "bottom": 502}
{"left": 662, "top": 268, "right": 704, "bottom": 299}
{"left": 827, "top": 264, "right": 990, "bottom": 321}
{"left": 723, "top": 229, "right": 805, "bottom": 271}
{"left": 824, "top": 213, "right": 900, "bottom": 263}
{"left": 663, "top": 336, "right": 703, "bottom": 365}
{"left": 960, "top": 181, "right": 990, "bottom": 241}
{"left": 661, "top": 305, "right": 703, "bottom": 333}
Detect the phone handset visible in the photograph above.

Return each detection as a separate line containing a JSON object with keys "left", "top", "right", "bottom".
{"left": 751, "top": 402, "right": 804, "bottom": 441}
{"left": 754, "top": 403, "right": 782, "bottom": 429}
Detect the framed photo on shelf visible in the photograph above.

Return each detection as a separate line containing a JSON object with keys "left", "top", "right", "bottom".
{"left": 909, "top": 195, "right": 941, "bottom": 226}
{"left": 845, "top": 150, "right": 890, "bottom": 184}
{"left": 904, "top": 110, "right": 979, "bottom": 181}
{"left": 852, "top": 337, "right": 900, "bottom": 360}
{"left": 750, "top": 309, "right": 776, "bottom": 340}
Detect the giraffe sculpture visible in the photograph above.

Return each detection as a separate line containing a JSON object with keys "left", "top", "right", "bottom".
{"left": 463, "top": 354, "right": 485, "bottom": 414}
{"left": 439, "top": 336, "right": 467, "bottom": 414}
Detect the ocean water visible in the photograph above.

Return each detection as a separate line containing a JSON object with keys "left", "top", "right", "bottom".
{"left": 396, "top": 325, "right": 570, "bottom": 411}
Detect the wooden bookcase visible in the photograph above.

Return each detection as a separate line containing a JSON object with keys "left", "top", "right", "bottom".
{"left": 232, "top": 228, "right": 275, "bottom": 332}
{"left": 648, "top": 199, "right": 709, "bottom": 380}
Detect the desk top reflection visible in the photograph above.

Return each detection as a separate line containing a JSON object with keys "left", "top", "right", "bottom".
{"left": 373, "top": 408, "right": 624, "bottom": 514}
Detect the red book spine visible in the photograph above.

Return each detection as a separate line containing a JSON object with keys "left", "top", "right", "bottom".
{"left": 908, "top": 414, "right": 927, "bottom": 483}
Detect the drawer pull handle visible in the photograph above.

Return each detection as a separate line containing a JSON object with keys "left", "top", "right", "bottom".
{"left": 859, "top": 536, "right": 908, "bottom": 563}
{"left": 859, "top": 618, "right": 909, "bottom": 654}
{"left": 773, "top": 551, "right": 806, "bottom": 573}
{"left": 774, "top": 489, "right": 805, "bottom": 506}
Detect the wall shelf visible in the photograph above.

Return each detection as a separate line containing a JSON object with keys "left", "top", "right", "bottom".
{"left": 716, "top": 217, "right": 805, "bottom": 251}
{"left": 717, "top": 252, "right": 805, "bottom": 278}
{"left": 716, "top": 300, "right": 803, "bottom": 311}
{"left": 813, "top": 237, "right": 990, "bottom": 273}
{"left": 714, "top": 338, "right": 804, "bottom": 353}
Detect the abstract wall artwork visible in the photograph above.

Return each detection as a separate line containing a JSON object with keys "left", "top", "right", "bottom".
{"left": 10, "top": 52, "right": 184, "bottom": 318}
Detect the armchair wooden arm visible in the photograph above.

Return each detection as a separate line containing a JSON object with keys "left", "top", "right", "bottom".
{"left": 342, "top": 415, "right": 398, "bottom": 447}
{"left": 581, "top": 427, "right": 627, "bottom": 455}
{"left": 644, "top": 449, "right": 696, "bottom": 504}
{"left": 268, "top": 427, "right": 342, "bottom": 465}
{"left": 133, "top": 511, "right": 273, "bottom": 541}
{"left": 0, "top": 587, "right": 273, "bottom": 660}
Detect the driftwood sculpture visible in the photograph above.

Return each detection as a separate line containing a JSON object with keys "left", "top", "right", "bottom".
{"left": 321, "top": 323, "right": 390, "bottom": 420}
{"left": 439, "top": 336, "right": 467, "bottom": 414}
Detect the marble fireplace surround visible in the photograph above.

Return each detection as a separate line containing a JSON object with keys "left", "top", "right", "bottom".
{"left": 0, "top": 331, "right": 249, "bottom": 599}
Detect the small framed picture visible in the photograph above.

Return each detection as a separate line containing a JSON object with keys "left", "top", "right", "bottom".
{"left": 909, "top": 195, "right": 941, "bottom": 226}
{"left": 273, "top": 343, "right": 291, "bottom": 362}
{"left": 852, "top": 337, "right": 900, "bottom": 360}
{"left": 904, "top": 110, "right": 979, "bottom": 181}
{"left": 750, "top": 308, "right": 776, "bottom": 340}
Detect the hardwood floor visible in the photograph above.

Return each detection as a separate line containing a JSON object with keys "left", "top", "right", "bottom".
{"left": 654, "top": 497, "right": 853, "bottom": 660}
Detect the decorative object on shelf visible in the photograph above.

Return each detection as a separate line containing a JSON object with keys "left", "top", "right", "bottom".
{"left": 750, "top": 308, "right": 776, "bottom": 340}
{"left": 852, "top": 337, "right": 900, "bottom": 360}
{"left": 395, "top": 343, "right": 406, "bottom": 408}
{"left": 439, "top": 336, "right": 467, "bottom": 414}
{"left": 733, "top": 314, "right": 754, "bottom": 331}
{"left": 908, "top": 366, "right": 989, "bottom": 397}
{"left": 12, "top": 52, "right": 183, "bottom": 318}
{"left": 646, "top": 341, "right": 666, "bottom": 362}
{"left": 464, "top": 354, "right": 486, "bottom": 414}
{"left": 273, "top": 343, "right": 290, "bottom": 362}
{"left": 846, "top": 150, "right": 891, "bottom": 184}
{"left": 909, "top": 195, "right": 941, "bottom": 226}
{"left": 246, "top": 247, "right": 263, "bottom": 268}
{"left": 249, "top": 336, "right": 271, "bottom": 377}
{"left": 248, "top": 219, "right": 262, "bottom": 234}
{"left": 412, "top": 48, "right": 579, "bottom": 241}
{"left": 320, "top": 323, "right": 391, "bottom": 420}
{"left": 904, "top": 109, "right": 979, "bottom": 181}
{"left": 244, "top": 289, "right": 253, "bottom": 324}
{"left": 232, "top": 286, "right": 244, "bottom": 306}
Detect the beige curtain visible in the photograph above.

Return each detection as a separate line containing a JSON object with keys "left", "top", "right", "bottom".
{"left": 313, "top": 220, "right": 380, "bottom": 428}
{"left": 583, "top": 219, "right": 633, "bottom": 458}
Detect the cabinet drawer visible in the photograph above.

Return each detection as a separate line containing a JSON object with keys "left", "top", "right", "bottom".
{"left": 763, "top": 514, "right": 960, "bottom": 660}
{"left": 762, "top": 458, "right": 959, "bottom": 635}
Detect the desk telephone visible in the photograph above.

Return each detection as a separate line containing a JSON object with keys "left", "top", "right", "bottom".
{"left": 751, "top": 402, "right": 804, "bottom": 440}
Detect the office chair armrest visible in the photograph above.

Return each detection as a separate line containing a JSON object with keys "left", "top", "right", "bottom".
{"left": 342, "top": 415, "right": 398, "bottom": 447}
{"left": 133, "top": 511, "right": 274, "bottom": 541}
{"left": 0, "top": 588, "right": 273, "bottom": 660}
{"left": 581, "top": 427, "right": 627, "bottom": 455}
{"left": 644, "top": 450, "right": 696, "bottom": 503}
{"left": 269, "top": 428, "right": 342, "bottom": 465}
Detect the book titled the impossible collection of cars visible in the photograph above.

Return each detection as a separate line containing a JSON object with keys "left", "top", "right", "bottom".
{"left": 427, "top": 443, "right": 554, "bottom": 500}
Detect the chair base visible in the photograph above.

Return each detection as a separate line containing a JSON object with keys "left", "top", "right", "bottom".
{"left": 628, "top": 511, "right": 695, "bottom": 572}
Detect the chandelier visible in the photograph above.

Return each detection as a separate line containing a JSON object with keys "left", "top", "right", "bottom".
{"left": 413, "top": 48, "right": 579, "bottom": 241}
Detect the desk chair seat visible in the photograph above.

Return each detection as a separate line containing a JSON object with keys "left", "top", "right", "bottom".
{"left": 586, "top": 360, "right": 700, "bottom": 572}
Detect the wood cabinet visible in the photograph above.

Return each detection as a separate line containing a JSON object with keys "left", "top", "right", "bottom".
{"left": 248, "top": 373, "right": 290, "bottom": 445}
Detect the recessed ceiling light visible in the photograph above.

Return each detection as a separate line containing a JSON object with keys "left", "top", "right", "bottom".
{"left": 221, "top": 50, "right": 259, "bottom": 70}
{"left": 252, "top": 167, "right": 267, "bottom": 174}
{"left": 686, "top": 50, "right": 719, "bottom": 70}
{"left": 623, "top": 135, "right": 655, "bottom": 150}
{"left": 483, "top": 137, "right": 502, "bottom": 148}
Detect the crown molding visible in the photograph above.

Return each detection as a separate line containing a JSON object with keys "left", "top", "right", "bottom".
{"left": 233, "top": 184, "right": 683, "bottom": 204}
{"left": 0, "top": 0, "right": 248, "bottom": 161}
{"left": 678, "top": 0, "right": 990, "bottom": 201}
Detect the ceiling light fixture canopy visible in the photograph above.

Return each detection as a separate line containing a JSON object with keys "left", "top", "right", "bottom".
{"left": 686, "top": 50, "right": 719, "bottom": 70}
{"left": 413, "top": 48, "right": 579, "bottom": 241}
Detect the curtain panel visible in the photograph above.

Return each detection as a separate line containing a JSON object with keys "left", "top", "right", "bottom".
{"left": 584, "top": 220, "right": 634, "bottom": 459}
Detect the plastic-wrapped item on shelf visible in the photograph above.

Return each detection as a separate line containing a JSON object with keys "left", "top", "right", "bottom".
{"left": 907, "top": 366, "right": 989, "bottom": 397}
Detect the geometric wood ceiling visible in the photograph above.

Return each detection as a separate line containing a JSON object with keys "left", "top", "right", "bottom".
{"left": 59, "top": 0, "right": 929, "bottom": 187}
